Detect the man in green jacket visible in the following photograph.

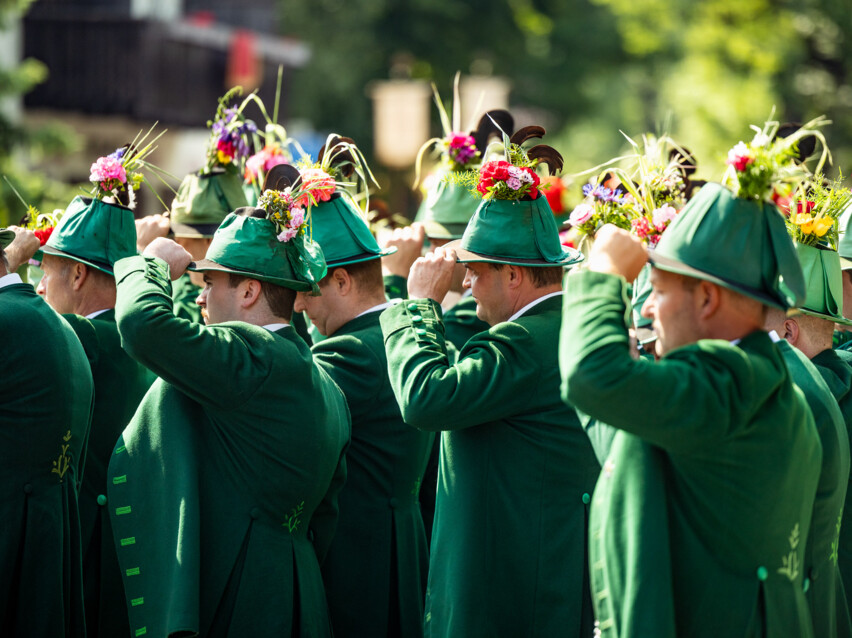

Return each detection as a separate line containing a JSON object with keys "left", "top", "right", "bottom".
{"left": 37, "top": 196, "right": 157, "bottom": 638}
{"left": 382, "top": 192, "right": 600, "bottom": 638}
{"left": 0, "top": 227, "right": 94, "bottom": 637}
{"left": 561, "top": 182, "right": 823, "bottom": 637}
{"left": 295, "top": 192, "right": 434, "bottom": 637}
{"left": 108, "top": 206, "right": 350, "bottom": 637}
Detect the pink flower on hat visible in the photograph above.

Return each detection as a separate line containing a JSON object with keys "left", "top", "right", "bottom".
{"left": 651, "top": 204, "right": 678, "bottom": 231}
{"left": 90, "top": 156, "right": 127, "bottom": 189}
{"left": 726, "top": 142, "right": 754, "bottom": 173}
{"left": 289, "top": 208, "right": 305, "bottom": 229}
{"left": 277, "top": 227, "right": 298, "bottom": 243}
{"left": 569, "top": 203, "right": 595, "bottom": 226}
{"left": 299, "top": 168, "right": 336, "bottom": 205}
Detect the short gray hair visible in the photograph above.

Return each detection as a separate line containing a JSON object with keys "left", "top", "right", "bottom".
{"left": 0, "top": 247, "right": 8, "bottom": 273}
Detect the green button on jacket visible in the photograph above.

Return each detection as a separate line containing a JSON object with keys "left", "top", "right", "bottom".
{"left": 560, "top": 270, "right": 823, "bottom": 638}
{"left": 63, "top": 310, "right": 156, "bottom": 638}
{"left": 314, "top": 309, "right": 434, "bottom": 638}
{"left": 382, "top": 294, "right": 600, "bottom": 638}
{"left": 0, "top": 281, "right": 94, "bottom": 637}
{"left": 108, "top": 256, "right": 351, "bottom": 638}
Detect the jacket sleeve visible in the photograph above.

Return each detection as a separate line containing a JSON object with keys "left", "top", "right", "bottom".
{"left": 113, "top": 256, "right": 270, "bottom": 410}
{"left": 380, "top": 298, "right": 541, "bottom": 431}
{"left": 560, "top": 269, "right": 755, "bottom": 453}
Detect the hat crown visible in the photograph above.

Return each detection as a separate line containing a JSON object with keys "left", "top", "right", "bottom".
{"left": 171, "top": 170, "right": 248, "bottom": 227}
{"left": 45, "top": 196, "right": 136, "bottom": 272}
{"left": 459, "top": 195, "right": 581, "bottom": 266}
{"left": 415, "top": 172, "right": 481, "bottom": 239}
{"left": 310, "top": 194, "right": 392, "bottom": 267}
{"left": 653, "top": 183, "right": 805, "bottom": 308}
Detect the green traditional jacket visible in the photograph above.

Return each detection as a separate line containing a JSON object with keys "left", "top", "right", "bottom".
{"left": 561, "top": 270, "right": 822, "bottom": 638}
{"left": 109, "top": 256, "right": 351, "bottom": 638}
{"left": 381, "top": 294, "right": 600, "bottom": 638}
{"left": 777, "top": 340, "right": 852, "bottom": 638}
{"left": 63, "top": 310, "right": 156, "bottom": 638}
{"left": 0, "top": 279, "right": 94, "bottom": 637}
{"left": 814, "top": 347, "right": 852, "bottom": 624}
{"left": 314, "top": 308, "right": 434, "bottom": 638}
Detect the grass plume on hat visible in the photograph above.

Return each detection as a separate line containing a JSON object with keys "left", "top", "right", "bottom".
{"left": 413, "top": 72, "right": 514, "bottom": 240}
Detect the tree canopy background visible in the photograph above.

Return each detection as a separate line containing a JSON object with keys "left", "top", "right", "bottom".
{"left": 281, "top": 0, "right": 852, "bottom": 206}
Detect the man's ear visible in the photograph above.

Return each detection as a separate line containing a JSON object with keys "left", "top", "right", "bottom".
{"left": 239, "top": 278, "right": 264, "bottom": 309}
{"left": 783, "top": 318, "right": 800, "bottom": 346}
{"left": 71, "top": 262, "right": 89, "bottom": 292}
{"left": 506, "top": 265, "right": 524, "bottom": 290}
{"left": 696, "top": 280, "right": 722, "bottom": 320}
{"left": 332, "top": 267, "right": 352, "bottom": 296}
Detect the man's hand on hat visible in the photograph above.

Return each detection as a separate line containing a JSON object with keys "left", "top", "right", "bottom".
{"left": 587, "top": 224, "right": 648, "bottom": 282}
{"left": 380, "top": 222, "right": 426, "bottom": 278}
{"left": 4, "top": 226, "right": 40, "bottom": 272}
{"left": 143, "top": 237, "right": 193, "bottom": 281}
{"left": 407, "top": 246, "right": 457, "bottom": 303}
{"left": 136, "top": 214, "right": 171, "bottom": 254}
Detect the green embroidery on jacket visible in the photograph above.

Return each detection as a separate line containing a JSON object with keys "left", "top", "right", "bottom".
{"left": 115, "top": 506, "right": 132, "bottom": 516}
{"left": 778, "top": 523, "right": 801, "bottom": 581}
{"left": 51, "top": 430, "right": 73, "bottom": 482}
{"left": 831, "top": 509, "right": 843, "bottom": 566}
{"left": 135, "top": 627, "right": 147, "bottom": 636}
{"left": 283, "top": 501, "right": 304, "bottom": 533}
{"left": 126, "top": 567, "right": 140, "bottom": 576}
{"left": 120, "top": 537, "right": 136, "bottom": 546}
{"left": 113, "top": 475, "right": 127, "bottom": 484}
{"left": 131, "top": 597, "right": 144, "bottom": 606}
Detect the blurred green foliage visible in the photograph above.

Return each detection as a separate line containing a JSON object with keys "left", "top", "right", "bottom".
{"left": 0, "top": 0, "right": 79, "bottom": 227}
{"left": 280, "top": 0, "right": 852, "bottom": 203}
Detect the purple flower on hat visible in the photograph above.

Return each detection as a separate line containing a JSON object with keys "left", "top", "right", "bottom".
{"left": 506, "top": 177, "right": 522, "bottom": 190}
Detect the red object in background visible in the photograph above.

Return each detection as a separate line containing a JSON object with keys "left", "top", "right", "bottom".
{"left": 543, "top": 176, "right": 565, "bottom": 214}
{"left": 187, "top": 11, "right": 215, "bottom": 27}
{"left": 227, "top": 30, "right": 262, "bottom": 92}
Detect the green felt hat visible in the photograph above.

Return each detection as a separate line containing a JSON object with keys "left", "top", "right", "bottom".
{"left": 632, "top": 263, "right": 653, "bottom": 329}
{"left": 0, "top": 228, "right": 13, "bottom": 250}
{"left": 447, "top": 195, "right": 583, "bottom": 267}
{"left": 42, "top": 196, "right": 136, "bottom": 274}
{"left": 837, "top": 201, "right": 852, "bottom": 269}
{"left": 188, "top": 210, "right": 326, "bottom": 292}
{"left": 650, "top": 182, "right": 805, "bottom": 310}
{"left": 170, "top": 170, "right": 248, "bottom": 238}
{"left": 415, "top": 174, "right": 480, "bottom": 240}
{"left": 789, "top": 243, "right": 852, "bottom": 326}
{"left": 311, "top": 193, "right": 396, "bottom": 268}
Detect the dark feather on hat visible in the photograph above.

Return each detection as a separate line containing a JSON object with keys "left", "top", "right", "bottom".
{"left": 510, "top": 125, "right": 546, "bottom": 146}
{"left": 776, "top": 122, "right": 817, "bottom": 163}
{"left": 473, "top": 110, "right": 514, "bottom": 153}
{"left": 527, "top": 144, "right": 564, "bottom": 176}
{"left": 317, "top": 136, "right": 357, "bottom": 178}
{"left": 262, "top": 164, "right": 302, "bottom": 192}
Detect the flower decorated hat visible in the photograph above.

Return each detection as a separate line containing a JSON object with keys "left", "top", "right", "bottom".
{"left": 837, "top": 201, "right": 852, "bottom": 270}
{"left": 170, "top": 90, "right": 255, "bottom": 237}
{"left": 188, "top": 164, "right": 327, "bottom": 293}
{"left": 650, "top": 117, "right": 831, "bottom": 309}
{"left": 781, "top": 175, "right": 852, "bottom": 325}
{"left": 43, "top": 126, "right": 166, "bottom": 273}
{"left": 301, "top": 135, "right": 397, "bottom": 268}
{"left": 413, "top": 76, "right": 515, "bottom": 240}
{"left": 446, "top": 125, "right": 582, "bottom": 267}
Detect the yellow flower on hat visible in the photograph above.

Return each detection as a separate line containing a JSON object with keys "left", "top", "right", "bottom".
{"left": 811, "top": 216, "right": 832, "bottom": 237}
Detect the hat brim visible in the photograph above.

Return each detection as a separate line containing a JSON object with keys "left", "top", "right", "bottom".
{"left": 40, "top": 245, "right": 114, "bottom": 274}
{"left": 0, "top": 229, "right": 14, "bottom": 250}
{"left": 839, "top": 256, "right": 852, "bottom": 271}
{"left": 648, "top": 250, "right": 787, "bottom": 310}
{"left": 188, "top": 259, "right": 313, "bottom": 292}
{"left": 421, "top": 220, "right": 468, "bottom": 241}
{"left": 171, "top": 222, "right": 220, "bottom": 238}
{"left": 445, "top": 240, "right": 584, "bottom": 268}
{"left": 796, "top": 307, "right": 852, "bottom": 327}
{"left": 325, "top": 248, "right": 396, "bottom": 269}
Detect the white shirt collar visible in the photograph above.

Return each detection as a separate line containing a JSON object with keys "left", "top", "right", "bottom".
{"left": 767, "top": 330, "right": 782, "bottom": 343}
{"left": 0, "top": 273, "right": 23, "bottom": 290}
{"left": 86, "top": 309, "right": 112, "bottom": 319}
{"left": 356, "top": 301, "right": 394, "bottom": 318}
{"left": 507, "top": 291, "right": 564, "bottom": 322}
{"left": 263, "top": 323, "right": 291, "bottom": 332}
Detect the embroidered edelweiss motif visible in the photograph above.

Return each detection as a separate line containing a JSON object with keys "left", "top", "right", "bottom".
{"left": 831, "top": 509, "right": 843, "bottom": 566}
{"left": 603, "top": 460, "right": 615, "bottom": 478}
{"left": 283, "top": 501, "right": 305, "bottom": 533}
{"left": 777, "top": 523, "right": 801, "bottom": 581}
{"left": 51, "top": 430, "right": 73, "bottom": 482}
